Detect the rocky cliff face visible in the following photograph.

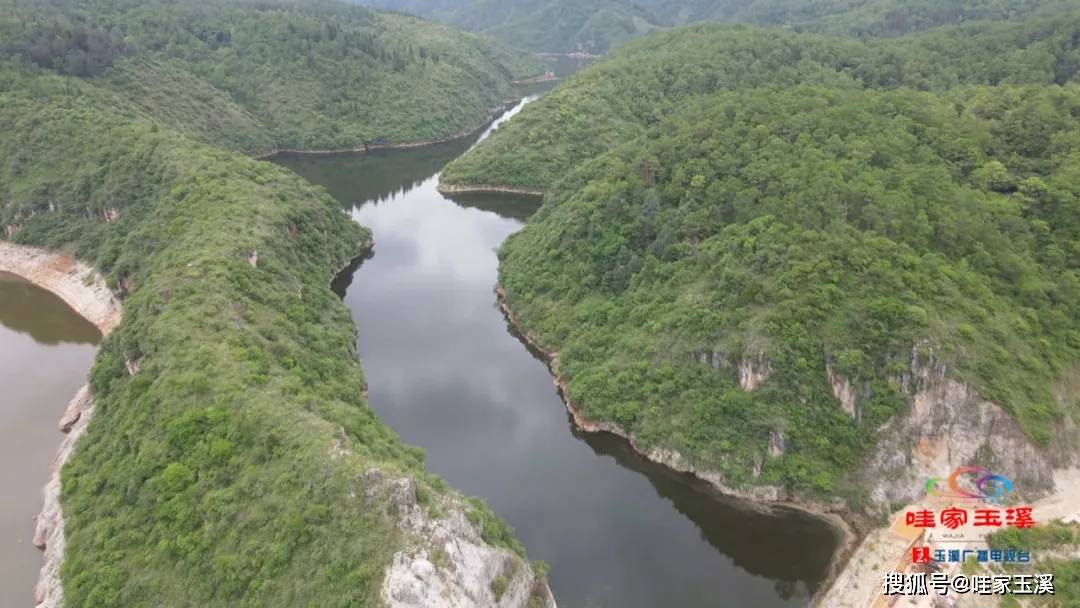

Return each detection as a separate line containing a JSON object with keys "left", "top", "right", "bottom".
{"left": 826, "top": 366, "right": 858, "bottom": 419}
{"left": 372, "top": 474, "right": 556, "bottom": 608}
{"left": 0, "top": 241, "right": 121, "bottom": 333}
{"left": 738, "top": 351, "right": 771, "bottom": 391}
{"left": 862, "top": 343, "right": 1070, "bottom": 507}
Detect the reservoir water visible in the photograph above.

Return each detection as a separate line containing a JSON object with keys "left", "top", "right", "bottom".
{"left": 0, "top": 272, "right": 99, "bottom": 606}
{"left": 275, "top": 101, "right": 843, "bottom": 607}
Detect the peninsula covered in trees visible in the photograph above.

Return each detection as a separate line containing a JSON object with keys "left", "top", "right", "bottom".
{"left": 447, "top": 14, "right": 1080, "bottom": 502}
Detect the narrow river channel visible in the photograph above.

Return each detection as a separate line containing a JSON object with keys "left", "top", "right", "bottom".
{"left": 0, "top": 272, "right": 99, "bottom": 607}
{"left": 275, "top": 99, "right": 842, "bottom": 607}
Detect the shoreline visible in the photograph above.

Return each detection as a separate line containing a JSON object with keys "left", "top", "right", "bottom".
{"left": 534, "top": 52, "right": 602, "bottom": 59}
{"left": 254, "top": 102, "right": 520, "bottom": 161}
{"left": 513, "top": 75, "right": 560, "bottom": 86}
{"left": 493, "top": 285, "right": 860, "bottom": 599}
{"left": 436, "top": 183, "right": 544, "bottom": 197}
{"left": 495, "top": 280, "right": 1080, "bottom": 606}
{"left": 0, "top": 241, "right": 122, "bottom": 608}
{"left": 0, "top": 242, "right": 121, "bottom": 334}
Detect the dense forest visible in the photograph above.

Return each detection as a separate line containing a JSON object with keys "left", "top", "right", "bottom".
{"left": 0, "top": 0, "right": 545, "bottom": 605}
{"left": 355, "top": 0, "right": 1080, "bottom": 53}
{"left": 446, "top": 16, "right": 1080, "bottom": 505}
{"left": 0, "top": 0, "right": 539, "bottom": 153}
{"left": 443, "top": 15, "right": 1080, "bottom": 190}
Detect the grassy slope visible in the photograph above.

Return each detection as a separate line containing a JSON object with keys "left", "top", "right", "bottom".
{"left": 449, "top": 20, "right": 1080, "bottom": 503}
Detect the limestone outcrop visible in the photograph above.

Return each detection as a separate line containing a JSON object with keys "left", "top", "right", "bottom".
{"left": 379, "top": 475, "right": 556, "bottom": 608}
{"left": 865, "top": 343, "right": 1066, "bottom": 507}
{"left": 0, "top": 242, "right": 121, "bottom": 334}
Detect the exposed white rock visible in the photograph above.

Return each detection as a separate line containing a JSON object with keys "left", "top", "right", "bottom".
{"left": 380, "top": 474, "right": 555, "bottom": 608}
{"left": 866, "top": 343, "right": 1065, "bottom": 507}
{"left": 738, "top": 351, "right": 770, "bottom": 391}
{"left": 1036, "top": 468, "right": 1080, "bottom": 523}
{"left": 826, "top": 366, "right": 856, "bottom": 418}
{"left": 817, "top": 469, "right": 1080, "bottom": 608}
{"left": 34, "top": 388, "right": 97, "bottom": 608}
{"left": 58, "top": 385, "right": 91, "bottom": 433}
{"left": 813, "top": 524, "right": 910, "bottom": 608}
{"left": 768, "top": 430, "right": 786, "bottom": 458}
{"left": 0, "top": 241, "right": 122, "bottom": 334}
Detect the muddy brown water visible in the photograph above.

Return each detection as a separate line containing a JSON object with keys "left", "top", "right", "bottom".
{"left": 0, "top": 271, "right": 99, "bottom": 606}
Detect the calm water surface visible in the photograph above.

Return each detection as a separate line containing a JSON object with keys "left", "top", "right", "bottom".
{"left": 275, "top": 103, "right": 841, "bottom": 607}
{"left": 0, "top": 272, "right": 99, "bottom": 606}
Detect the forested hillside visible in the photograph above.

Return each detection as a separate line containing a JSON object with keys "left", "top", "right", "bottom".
{"left": 637, "top": 0, "right": 1080, "bottom": 35}
{"left": 355, "top": 0, "right": 1080, "bottom": 53}
{"left": 0, "top": 0, "right": 549, "bottom": 605}
{"left": 442, "top": 16, "right": 1080, "bottom": 189}
{"left": 448, "top": 17, "right": 1080, "bottom": 504}
{"left": 1, "top": 0, "right": 539, "bottom": 153}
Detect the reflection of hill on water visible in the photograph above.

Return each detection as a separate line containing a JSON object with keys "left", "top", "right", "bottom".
{"left": 0, "top": 273, "right": 101, "bottom": 346}
{"left": 445, "top": 191, "right": 542, "bottom": 222}
{"left": 496, "top": 262, "right": 842, "bottom": 599}
{"left": 273, "top": 135, "right": 479, "bottom": 209}
{"left": 330, "top": 248, "right": 374, "bottom": 299}
{"left": 574, "top": 427, "right": 843, "bottom": 598}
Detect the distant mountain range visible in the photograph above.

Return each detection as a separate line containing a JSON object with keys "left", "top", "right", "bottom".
{"left": 352, "top": 0, "right": 1080, "bottom": 53}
